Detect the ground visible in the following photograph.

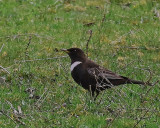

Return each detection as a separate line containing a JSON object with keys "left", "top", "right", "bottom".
{"left": 0, "top": 0, "right": 160, "bottom": 127}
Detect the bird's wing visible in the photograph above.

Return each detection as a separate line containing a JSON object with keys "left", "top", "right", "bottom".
{"left": 87, "top": 66, "right": 123, "bottom": 82}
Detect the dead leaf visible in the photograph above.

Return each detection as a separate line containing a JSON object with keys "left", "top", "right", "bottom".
{"left": 64, "top": 4, "right": 86, "bottom": 12}
{"left": 64, "top": 4, "right": 74, "bottom": 12}
{"left": 83, "top": 22, "right": 95, "bottom": 27}
{"left": 0, "top": 77, "right": 5, "bottom": 84}
{"left": 74, "top": 5, "right": 86, "bottom": 12}
{"left": 117, "top": 56, "right": 125, "bottom": 62}
{"left": 86, "top": 1, "right": 104, "bottom": 9}
{"left": 17, "top": 106, "right": 22, "bottom": 114}
{"left": 137, "top": 51, "right": 144, "bottom": 57}
{"left": 47, "top": 8, "right": 56, "bottom": 13}
{"left": 100, "top": 36, "right": 110, "bottom": 43}
{"left": 2, "top": 51, "right": 7, "bottom": 57}
{"left": 106, "top": 118, "right": 113, "bottom": 123}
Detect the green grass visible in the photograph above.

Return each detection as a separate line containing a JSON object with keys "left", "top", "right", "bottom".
{"left": 0, "top": 0, "right": 160, "bottom": 127}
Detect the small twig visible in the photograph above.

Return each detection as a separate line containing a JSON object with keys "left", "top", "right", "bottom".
{"left": 59, "top": 63, "right": 70, "bottom": 74}
{"left": 0, "top": 65, "right": 10, "bottom": 74}
{"left": 0, "top": 110, "right": 17, "bottom": 125}
{"left": 134, "top": 107, "right": 159, "bottom": 112}
{"left": 0, "top": 33, "right": 54, "bottom": 40}
{"left": 5, "top": 100, "right": 17, "bottom": 113}
{"left": 14, "top": 56, "right": 68, "bottom": 63}
{"left": 144, "top": 69, "right": 152, "bottom": 85}
{"left": 110, "top": 30, "right": 133, "bottom": 44}
{"left": 86, "top": 30, "right": 92, "bottom": 57}
{"left": 101, "top": 13, "right": 106, "bottom": 24}
{"left": 36, "top": 91, "right": 51, "bottom": 108}
{"left": 5, "top": 100, "right": 25, "bottom": 125}
{"left": 133, "top": 105, "right": 153, "bottom": 128}
{"left": 107, "top": 111, "right": 119, "bottom": 128}
{"left": 131, "top": 67, "right": 153, "bottom": 86}
{"left": 141, "top": 68, "right": 158, "bottom": 86}
{"left": 35, "top": 88, "right": 48, "bottom": 106}
{"left": 25, "top": 36, "right": 32, "bottom": 58}
{"left": 118, "top": 60, "right": 136, "bottom": 72}
{"left": 0, "top": 43, "right": 4, "bottom": 53}
{"left": 117, "top": 46, "right": 160, "bottom": 51}
{"left": 144, "top": 80, "right": 159, "bottom": 96}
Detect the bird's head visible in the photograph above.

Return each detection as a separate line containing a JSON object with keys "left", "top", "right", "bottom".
{"left": 61, "top": 48, "right": 86, "bottom": 63}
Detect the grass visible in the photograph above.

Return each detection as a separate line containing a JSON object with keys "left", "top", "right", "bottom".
{"left": 0, "top": 0, "right": 160, "bottom": 127}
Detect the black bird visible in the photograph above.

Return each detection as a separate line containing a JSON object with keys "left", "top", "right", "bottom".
{"left": 61, "top": 48, "right": 151, "bottom": 99}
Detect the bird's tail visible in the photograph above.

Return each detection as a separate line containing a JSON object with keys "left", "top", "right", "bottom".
{"left": 128, "top": 79, "right": 152, "bottom": 86}
{"left": 121, "top": 76, "right": 152, "bottom": 86}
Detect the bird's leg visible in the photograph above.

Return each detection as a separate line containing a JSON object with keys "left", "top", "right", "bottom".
{"left": 88, "top": 89, "right": 96, "bottom": 101}
{"left": 94, "top": 91, "right": 99, "bottom": 101}
{"left": 89, "top": 85, "right": 99, "bottom": 101}
{"left": 89, "top": 85, "right": 94, "bottom": 100}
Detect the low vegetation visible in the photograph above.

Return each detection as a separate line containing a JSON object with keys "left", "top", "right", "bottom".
{"left": 0, "top": 0, "right": 160, "bottom": 127}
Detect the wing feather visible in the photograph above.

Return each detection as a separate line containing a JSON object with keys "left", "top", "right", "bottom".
{"left": 87, "top": 67, "right": 123, "bottom": 80}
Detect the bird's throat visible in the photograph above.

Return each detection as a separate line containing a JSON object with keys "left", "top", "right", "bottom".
{"left": 71, "top": 61, "right": 82, "bottom": 72}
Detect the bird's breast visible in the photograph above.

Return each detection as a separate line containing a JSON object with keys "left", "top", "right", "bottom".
{"left": 71, "top": 63, "right": 86, "bottom": 85}
{"left": 71, "top": 63, "right": 96, "bottom": 90}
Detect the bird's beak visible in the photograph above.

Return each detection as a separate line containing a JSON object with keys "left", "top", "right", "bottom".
{"left": 61, "top": 49, "right": 70, "bottom": 54}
